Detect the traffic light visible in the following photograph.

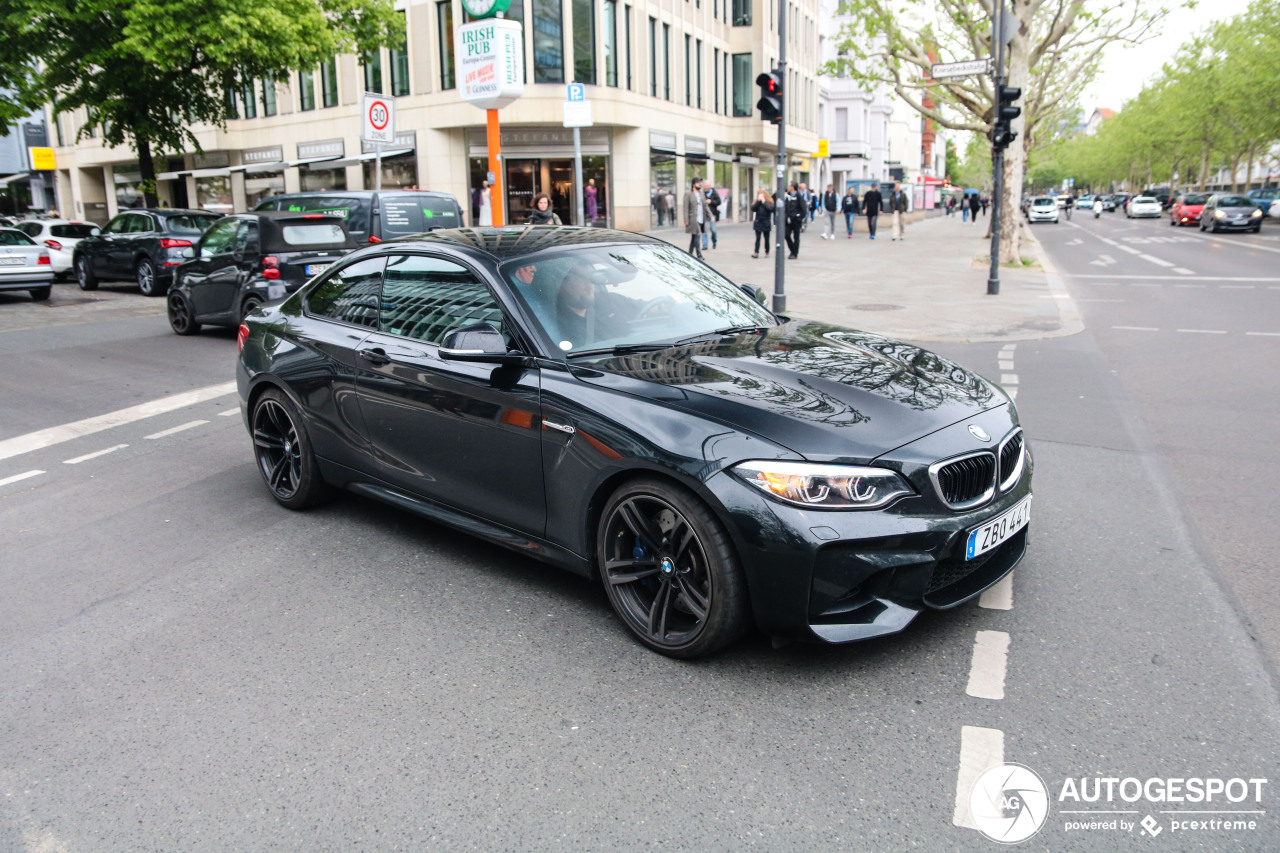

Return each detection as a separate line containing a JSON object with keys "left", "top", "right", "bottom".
{"left": 992, "top": 85, "right": 1022, "bottom": 149}
{"left": 756, "top": 70, "right": 784, "bottom": 124}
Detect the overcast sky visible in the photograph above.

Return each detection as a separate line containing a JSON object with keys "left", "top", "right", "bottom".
{"left": 1079, "top": 0, "right": 1252, "bottom": 116}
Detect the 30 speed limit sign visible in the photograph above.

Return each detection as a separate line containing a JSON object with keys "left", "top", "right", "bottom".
{"left": 361, "top": 92, "right": 396, "bottom": 143}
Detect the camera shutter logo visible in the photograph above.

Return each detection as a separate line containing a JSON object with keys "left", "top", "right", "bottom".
{"left": 969, "top": 763, "right": 1050, "bottom": 843}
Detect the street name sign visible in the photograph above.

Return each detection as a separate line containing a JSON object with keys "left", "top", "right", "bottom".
{"left": 458, "top": 19, "right": 525, "bottom": 110}
{"left": 930, "top": 58, "right": 993, "bottom": 79}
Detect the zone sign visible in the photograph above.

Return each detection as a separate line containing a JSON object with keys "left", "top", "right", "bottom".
{"left": 362, "top": 93, "right": 396, "bottom": 144}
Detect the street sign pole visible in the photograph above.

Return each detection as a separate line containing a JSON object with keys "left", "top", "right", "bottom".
{"left": 487, "top": 109, "right": 504, "bottom": 226}
{"left": 987, "top": 1, "right": 1006, "bottom": 296}
{"left": 573, "top": 127, "right": 584, "bottom": 226}
{"left": 375, "top": 142, "right": 382, "bottom": 191}
{"left": 773, "top": 0, "right": 787, "bottom": 315}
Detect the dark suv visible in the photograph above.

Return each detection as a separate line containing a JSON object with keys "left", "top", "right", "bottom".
{"left": 73, "top": 208, "right": 222, "bottom": 296}
{"left": 167, "top": 211, "right": 357, "bottom": 335}
{"left": 254, "top": 190, "right": 463, "bottom": 244}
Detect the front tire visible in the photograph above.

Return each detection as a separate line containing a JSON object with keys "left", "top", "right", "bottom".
{"left": 251, "top": 388, "right": 330, "bottom": 510}
{"left": 29, "top": 286, "right": 51, "bottom": 301}
{"left": 167, "top": 291, "right": 201, "bottom": 336}
{"left": 76, "top": 256, "right": 98, "bottom": 291}
{"left": 136, "top": 258, "right": 164, "bottom": 296}
{"left": 597, "top": 478, "right": 749, "bottom": 658}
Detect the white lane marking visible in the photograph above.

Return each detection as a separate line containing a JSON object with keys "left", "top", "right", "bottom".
{"left": 1000, "top": 344, "right": 1017, "bottom": 353}
{"left": 0, "top": 469, "right": 45, "bottom": 488}
{"left": 217, "top": 408, "right": 240, "bottom": 417}
{"left": 1007, "top": 387, "right": 1018, "bottom": 400}
{"left": 998, "top": 360, "right": 1014, "bottom": 370}
{"left": 1089, "top": 254, "right": 1117, "bottom": 267}
{"left": 966, "top": 631, "right": 1011, "bottom": 700}
{"left": 1173, "top": 267, "right": 1195, "bottom": 275}
{"left": 1000, "top": 374, "right": 1018, "bottom": 385}
{"left": 979, "top": 572, "right": 1014, "bottom": 610}
{"left": 144, "top": 420, "right": 209, "bottom": 440}
{"left": 1138, "top": 254, "right": 1175, "bottom": 267}
{"left": 1220, "top": 285, "right": 1255, "bottom": 289}
{"left": 1176, "top": 329, "right": 1227, "bottom": 335}
{"left": 1174, "top": 284, "right": 1207, "bottom": 288}
{"left": 1112, "top": 326, "right": 1159, "bottom": 331}
{"left": 0, "top": 382, "right": 236, "bottom": 463}
{"left": 1129, "top": 283, "right": 1161, "bottom": 287}
{"left": 63, "top": 444, "right": 128, "bottom": 465}
{"left": 1246, "top": 331, "right": 1280, "bottom": 337}
{"left": 1071, "top": 298, "right": 1126, "bottom": 303}
{"left": 1065, "top": 275, "right": 1280, "bottom": 281}
{"left": 1118, "top": 246, "right": 1144, "bottom": 256}
{"left": 954, "top": 726, "right": 1005, "bottom": 829}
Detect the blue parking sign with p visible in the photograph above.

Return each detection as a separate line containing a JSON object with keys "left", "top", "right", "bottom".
{"left": 567, "top": 83, "right": 585, "bottom": 102}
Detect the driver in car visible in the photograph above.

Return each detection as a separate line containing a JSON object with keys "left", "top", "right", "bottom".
{"left": 555, "top": 263, "right": 635, "bottom": 350}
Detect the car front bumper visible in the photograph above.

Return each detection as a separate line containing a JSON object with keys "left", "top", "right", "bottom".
{"left": 1028, "top": 211, "right": 1059, "bottom": 221}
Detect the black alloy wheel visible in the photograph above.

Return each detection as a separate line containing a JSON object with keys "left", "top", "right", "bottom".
{"left": 240, "top": 297, "right": 262, "bottom": 323}
{"left": 76, "top": 256, "right": 97, "bottom": 291}
{"left": 598, "top": 479, "right": 748, "bottom": 658}
{"left": 251, "top": 389, "right": 329, "bottom": 510}
{"left": 167, "top": 291, "right": 201, "bottom": 336}
{"left": 136, "top": 258, "right": 161, "bottom": 296}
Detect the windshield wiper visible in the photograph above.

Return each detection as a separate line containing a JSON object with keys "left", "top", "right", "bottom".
{"left": 564, "top": 343, "right": 676, "bottom": 359}
{"left": 673, "top": 324, "right": 775, "bottom": 347}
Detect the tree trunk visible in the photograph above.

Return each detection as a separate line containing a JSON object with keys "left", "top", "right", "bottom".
{"left": 1230, "top": 153, "right": 1241, "bottom": 192}
{"left": 137, "top": 136, "right": 159, "bottom": 208}
{"left": 998, "top": 32, "right": 1030, "bottom": 266}
{"left": 1244, "top": 144, "right": 1256, "bottom": 191}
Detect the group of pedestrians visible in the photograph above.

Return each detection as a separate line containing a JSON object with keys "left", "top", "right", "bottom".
{"left": 738, "top": 180, "right": 911, "bottom": 260}
{"left": 946, "top": 193, "right": 988, "bottom": 222}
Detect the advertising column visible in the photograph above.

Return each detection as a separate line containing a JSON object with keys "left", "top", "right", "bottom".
{"left": 457, "top": 4, "right": 524, "bottom": 227}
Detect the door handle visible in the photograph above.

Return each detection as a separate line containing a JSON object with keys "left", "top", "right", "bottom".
{"left": 358, "top": 347, "right": 391, "bottom": 366}
{"left": 542, "top": 418, "right": 575, "bottom": 435}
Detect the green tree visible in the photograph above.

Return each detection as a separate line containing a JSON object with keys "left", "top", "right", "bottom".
{"left": 6, "top": 0, "right": 399, "bottom": 205}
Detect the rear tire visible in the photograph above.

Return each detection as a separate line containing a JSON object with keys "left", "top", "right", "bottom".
{"left": 240, "top": 297, "right": 262, "bottom": 322}
{"left": 76, "top": 256, "right": 98, "bottom": 291}
{"left": 167, "top": 291, "right": 201, "bottom": 336}
{"left": 29, "top": 286, "right": 51, "bottom": 301}
{"left": 251, "top": 388, "right": 331, "bottom": 510}
{"left": 136, "top": 258, "right": 164, "bottom": 297}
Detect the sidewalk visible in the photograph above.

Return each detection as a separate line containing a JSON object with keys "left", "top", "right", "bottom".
{"left": 651, "top": 212, "right": 1082, "bottom": 343}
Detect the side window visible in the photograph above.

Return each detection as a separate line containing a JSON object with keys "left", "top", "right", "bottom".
{"left": 17, "top": 222, "right": 40, "bottom": 237}
{"left": 125, "top": 214, "right": 150, "bottom": 234}
{"left": 306, "top": 256, "right": 386, "bottom": 328}
{"left": 101, "top": 215, "right": 127, "bottom": 235}
{"left": 380, "top": 254, "right": 509, "bottom": 346}
{"left": 233, "top": 221, "right": 257, "bottom": 253}
{"left": 200, "top": 219, "right": 240, "bottom": 257}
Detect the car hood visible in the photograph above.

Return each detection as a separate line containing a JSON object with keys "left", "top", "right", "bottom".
{"left": 572, "top": 320, "right": 1007, "bottom": 463}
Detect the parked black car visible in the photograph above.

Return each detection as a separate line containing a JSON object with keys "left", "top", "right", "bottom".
{"left": 236, "top": 227, "right": 1032, "bottom": 658}
{"left": 254, "top": 190, "right": 464, "bottom": 244}
{"left": 1201, "top": 194, "right": 1264, "bottom": 233}
{"left": 73, "top": 208, "right": 222, "bottom": 296}
{"left": 168, "top": 211, "right": 358, "bottom": 335}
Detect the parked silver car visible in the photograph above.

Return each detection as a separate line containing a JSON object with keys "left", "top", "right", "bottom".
{"left": 0, "top": 228, "right": 54, "bottom": 301}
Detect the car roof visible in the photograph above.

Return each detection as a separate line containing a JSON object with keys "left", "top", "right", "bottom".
{"left": 116, "top": 208, "right": 219, "bottom": 216}
{"left": 375, "top": 225, "right": 668, "bottom": 262}
{"left": 268, "top": 190, "right": 458, "bottom": 201}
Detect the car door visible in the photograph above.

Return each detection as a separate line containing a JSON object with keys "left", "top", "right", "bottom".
{"left": 106, "top": 213, "right": 145, "bottom": 276}
{"left": 89, "top": 214, "right": 127, "bottom": 277}
{"left": 353, "top": 252, "right": 546, "bottom": 536}
{"left": 187, "top": 218, "right": 242, "bottom": 319}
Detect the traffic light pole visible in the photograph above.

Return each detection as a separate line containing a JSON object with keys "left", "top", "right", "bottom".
{"left": 987, "top": 0, "right": 1006, "bottom": 296}
{"left": 773, "top": 0, "right": 787, "bottom": 314}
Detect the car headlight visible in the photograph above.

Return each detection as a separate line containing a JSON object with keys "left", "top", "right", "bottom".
{"left": 733, "top": 460, "right": 914, "bottom": 510}
{"left": 1215, "top": 209, "right": 1226, "bottom": 218}
{"left": 1251, "top": 208, "right": 1262, "bottom": 218}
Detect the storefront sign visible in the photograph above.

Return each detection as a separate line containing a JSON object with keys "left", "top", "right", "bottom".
{"left": 243, "top": 146, "right": 284, "bottom": 164}
{"left": 457, "top": 19, "right": 524, "bottom": 110}
{"left": 297, "top": 140, "right": 345, "bottom": 160}
{"left": 28, "top": 147, "right": 55, "bottom": 171}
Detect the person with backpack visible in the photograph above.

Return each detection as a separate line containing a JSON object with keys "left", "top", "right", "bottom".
{"left": 750, "top": 188, "right": 775, "bottom": 258}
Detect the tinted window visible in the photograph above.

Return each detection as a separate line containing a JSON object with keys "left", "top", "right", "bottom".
{"left": 379, "top": 197, "right": 462, "bottom": 237}
{"left": 0, "top": 229, "right": 36, "bottom": 246}
{"left": 379, "top": 254, "right": 507, "bottom": 344}
{"left": 17, "top": 222, "right": 41, "bottom": 237}
{"left": 307, "top": 256, "right": 386, "bottom": 327}
{"left": 281, "top": 223, "right": 347, "bottom": 245}
{"left": 166, "top": 214, "right": 221, "bottom": 236}
{"left": 1216, "top": 196, "right": 1250, "bottom": 207}
{"left": 234, "top": 221, "right": 256, "bottom": 252}
{"left": 51, "top": 224, "right": 98, "bottom": 238}
{"left": 102, "top": 215, "right": 128, "bottom": 235}
{"left": 126, "top": 214, "right": 155, "bottom": 233}
{"left": 200, "top": 219, "right": 240, "bottom": 256}
{"left": 278, "top": 197, "right": 369, "bottom": 235}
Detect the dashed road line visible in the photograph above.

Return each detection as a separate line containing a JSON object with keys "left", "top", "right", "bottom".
{"left": 1138, "top": 254, "right": 1175, "bottom": 267}
{"left": 1001, "top": 374, "right": 1019, "bottom": 385}
{"left": 1246, "top": 332, "right": 1280, "bottom": 337}
{"left": 954, "top": 726, "right": 1005, "bottom": 829}
{"left": 1112, "top": 326, "right": 1159, "bottom": 331}
{"left": 966, "top": 631, "right": 1011, "bottom": 700}
{"left": 998, "top": 360, "right": 1014, "bottom": 370}
{"left": 1176, "top": 329, "right": 1228, "bottom": 335}
{"left": 218, "top": 408, "right": 240, "bottom": 417}
{"left": 63, "top": 444, "right": 128, "bottom": 465}
{"left": 0, "top": 470, "right": 45, "bottom": 488}
{"left": 979, "top": 573, "right": 1014, "bottom": 610}
{"left": 1220, "top": 285, "right": 1255, "bottom": 289}
{"left": 144, "top": 420, "right": 209, "bottom": 440}
{"left": 1174, "top": 284, "right": 1207, "bottom": 288}
{"left": 1173, "top": 267, "right": 1195, "bottom": 275}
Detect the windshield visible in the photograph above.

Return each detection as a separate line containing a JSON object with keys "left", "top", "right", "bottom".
{"left": 1216, "top": 196, "right": 1251, "bottom": 207}
{"left": 1032, "top": 199, "right": 1054, "bottom": 207}
{"left": 1133, "top": 197, "right": 1156, "bottom": 203}
{"left": 165, "top": 214, "right": 221, "bottom": 236}
{"left": 499, "top": 243, "right": 776, "bottom": 355}
{"left": 1183, "top": 195, "right": 1208, "bottom": 205}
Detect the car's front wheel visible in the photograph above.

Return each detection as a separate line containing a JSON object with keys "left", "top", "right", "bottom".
{"left": 167, "top": 291, "right": 201, "bottom": 336}
{"left": 251, "top": 388, "right": 330, "bottom": 510}
{"left": 136, "top": 258, "right": 163, "bottom": 296}
{"left": 597, "top": 478, "right": 748, "bottom": 658}
{"left": 76, "top": 256, "right": 98, "bottom": 291}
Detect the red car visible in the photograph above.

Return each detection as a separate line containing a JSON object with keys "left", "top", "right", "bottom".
{"left": 1170, "top": 193, "right": 1208, "bottom": 226}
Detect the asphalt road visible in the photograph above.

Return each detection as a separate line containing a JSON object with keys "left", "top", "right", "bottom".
{"left": 1, "top": 259, "right": 1279, "bottom": 851}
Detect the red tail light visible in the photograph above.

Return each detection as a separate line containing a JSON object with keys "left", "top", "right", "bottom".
{"left": 262, "top": 255, "right": 280, "bottom": 279}
{"left": 37, "top": 254, "right": 50, "bottom": 265}
{"left": 43, "top": 239, "right": 63, "bottom": 251}
{"left": 159, "top": 238, "right": 192, "bottom": 249}
{"left": 368, "top": 235, "right": 382, "bottom": 243}
{"left": 263, "top": 268, "right": 281, "bottom": 279}
{"left": 237, "top": 323, "right": 249, "bottom": 352}
{"left": 263, "top": 255, "right": 279, "bottom": 267}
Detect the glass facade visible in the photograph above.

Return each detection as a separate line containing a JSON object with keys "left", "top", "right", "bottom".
{"left": 573, "top": 0, "right": 595, "bottom": 85}
{"left": 438, "top": 2, "right": 456, "bottom": 90}
{"left": 533, "top": 0, "right": 564, "bottom": 84}
{"left": 650, "top": 154, "right": 676, "bottom": 229}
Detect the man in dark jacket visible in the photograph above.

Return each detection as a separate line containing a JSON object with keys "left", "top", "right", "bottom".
{"left": 862, "top": 184, "right": 883, "bottom": 240}
{"left": 968, "top": 192, "right": 981, "bottom": 224}
{"left": 820, "top": 185, "right": 840, "bottom": 239}
{"left": 784, "top": 182, "right": 805, "bottom": 259}
{"left": 703, "top": 182, "right": 721, "bottom": 251}
{"left": 841, "top": 188, "right": 858, "bottom": 238}
{"left": 683, "top": 177, "right": 707, "bottom": 259}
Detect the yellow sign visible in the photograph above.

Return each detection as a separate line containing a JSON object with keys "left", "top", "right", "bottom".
{"left": 28, "top": 147, "right": 56, "bottom": 170}
{"left": 817, "top": 139, "right": 829, "bottom": 158}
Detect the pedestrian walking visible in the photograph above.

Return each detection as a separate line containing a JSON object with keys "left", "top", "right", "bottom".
{"left": 702, "top": 182, "right": 721, "bottom": 250}
{"left": 527, "top": 192, "right": 562, "bottom": 225}
{"left": 585, "top": 178, "right": 599, "bottom": 223}
{"left": 751, "top": 188, "right": 775, "bottom": 258}
{"left": 841, "top": 187, "right": 858, "bottom": 237}
{"left": 684, "top": 176, "right": 707, "bottom": 260}
{"left": 980, "top": 196, "right": 989, "bottom": 216}
{"left": 820, "top": 184, "right": 839, "bottom": 239}
{"left": 862, "top": 183, "right": 883, "bottom": 240}
{"left": 784, "top": 182, "right": 805, "bottom": 258}
{"left": 889, "top": 182, "right": 909, "bottom": 241}
{"left": 961, "top": 194, "right": 970, "bottom": 222}
{"left": 968, "top": 192, "right": 981, "bottom": 223}
{"left": 798, "top": 183, "right": 811, "bottom": 231}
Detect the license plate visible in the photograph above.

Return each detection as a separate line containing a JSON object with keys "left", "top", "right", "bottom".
{"left": 305, "top": 263, "right": 331, "bottom": 276}
{"left": 0, "top": 257, "right": 25, "bottom": 265}
{"left": 966, "top": 496, "right": 1032, "bottom": 560}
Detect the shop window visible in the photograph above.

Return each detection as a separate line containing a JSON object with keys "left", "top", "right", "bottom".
{"left": 650, "top": 154, "right": 676, "bottom": 229}
{"left": 302, "top": 167, "right": 348, "bottom": 193}
{"left": 363, "top": 153, "right": 418, "bottom": 190}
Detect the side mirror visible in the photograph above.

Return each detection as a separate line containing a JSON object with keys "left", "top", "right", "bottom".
{"left": 181, "top": 247, "right": 195, "bottom": 259}
{"left": 739, "top": 283, "right": 767, "bottom": 305}
{"left": 439, "top": 323, "right": 525, "bottom": 364}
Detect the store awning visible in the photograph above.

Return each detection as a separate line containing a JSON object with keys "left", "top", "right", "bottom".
{"left": 156, "top": 168, "right": 231, "bottom": 180}
{"left": 230, "top": 161, "right": 288, "bottom": 174}
{"left": 0, "top": 173, "right": 31, "bottom": 187}
{"left": 286, "top": 154, "right": 343, "bottom": 168}
{"left": 324, "top": 148, "right": 414, "bottom": 168}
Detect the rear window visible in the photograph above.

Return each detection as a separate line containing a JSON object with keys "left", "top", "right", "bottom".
{"left": 0, "top": 229, "right": 35, "bottom": 245}
{"left": 379, "top": 197, "right": 461, "bottom": 237}
{"left": 279, "top": 197, "right": 368, "bottom": 235}
{"left": 1216, "top": 196, "right": 1250, "bottom": 207}
{"left": 281, "top": 223, "right": 348, "bottom": 246}
{"left": 165, "top": 214, "right": 221, "bottom": 236}
{"left": 51, "top": 223, "right": 99, "bottom": 239}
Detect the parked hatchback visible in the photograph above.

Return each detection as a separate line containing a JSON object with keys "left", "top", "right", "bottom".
{"left": 254, "top": 190, "right": 463, "bottom": 245}
{"left": 16, "top": 219, "right": 100, "bottom": 280}
{"left": 0, "top": 228, "right": 54, "bottom": 301}
{"left": 1201, "top": 194, "right": 1263, "bottom": 233}
{"left": 73, "top": 208, "right": 222, "bottom": 296}
{"left": 167, "top": 211, "right": 357, "bottom": 335}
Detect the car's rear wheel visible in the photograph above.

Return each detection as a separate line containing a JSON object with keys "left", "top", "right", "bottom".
{"left": 240, "top": 297, "right": 262, "bottom": 322}
{"left": 76, "top": 256, "right": 98, "bottom": 291}
{"left": 597, "top": 478, "right": 748, "bottom": 658}
{"left": 167, "top": 291, "right": 201, "bottom": 336}
{"left": 29, "top": 286, "right": 51, "bottom": 301}
{"left": 136, "top": 258, "right": 163, "bottom": 296}
{"left": 251, "top": 389, "right": 330, "bottom": 510}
